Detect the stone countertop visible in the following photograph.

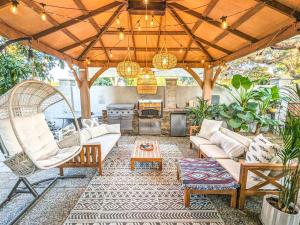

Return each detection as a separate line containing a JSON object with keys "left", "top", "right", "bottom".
{"left": 163, "top": 108, "right": 188, "bottom": 113}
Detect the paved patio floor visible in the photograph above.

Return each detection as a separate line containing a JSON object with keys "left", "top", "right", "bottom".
{"left": 0, "top": 136, "right": 262, "bottom": 225}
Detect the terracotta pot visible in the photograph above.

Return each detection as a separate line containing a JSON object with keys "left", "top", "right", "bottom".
{"left": 260, "top": 195, "right": 300, "bottom": 225}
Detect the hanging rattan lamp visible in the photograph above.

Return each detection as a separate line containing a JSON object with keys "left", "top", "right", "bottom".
{"left": 117, "top": 30, "right": 140, "bottom": 79}
{"left": 152, "top": 15, "right": 177, "bottom": 70}
{"left": 137, "top": 67, "right": 158, "bottom": 94}
{"left": 152, "top": 44, "right": 177, "bottom": 70}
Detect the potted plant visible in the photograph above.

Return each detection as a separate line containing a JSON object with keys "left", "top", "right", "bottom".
{"left": 260, "top": 87, "right": 300, "bottom": 225}
{"left": 187, "top": 97, "right": 211, "bottom": 126}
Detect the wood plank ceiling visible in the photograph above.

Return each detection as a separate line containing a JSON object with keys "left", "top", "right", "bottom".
{"left": 0, "top": 0, "right": 299, "bottom": 68}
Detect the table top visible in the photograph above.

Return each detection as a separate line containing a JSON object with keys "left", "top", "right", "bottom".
{"left": 179, "top": 158, "right": 239, "bottom": 190}
{"left": 132, "top": 141, "right": 161, "bottom": 159}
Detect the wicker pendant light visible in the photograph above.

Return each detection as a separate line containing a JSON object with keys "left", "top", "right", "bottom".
{"left": 116, "top": 25, "right": 140, "bottom": 79}
{"left": 152, "top": 14, "right": 177, "bottom": 70}
{"left": 137, "top": 67, "right": 158, "bottom": 94}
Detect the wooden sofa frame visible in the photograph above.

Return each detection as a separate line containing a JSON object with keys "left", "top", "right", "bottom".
{"left": 189, "top": 126, "right": 289, "bottom": 209}
{"left": 59, "top": 142, "right": 118, "bottom": 176}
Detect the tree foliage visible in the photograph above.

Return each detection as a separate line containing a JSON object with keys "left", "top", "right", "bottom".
{"left": 0, "top": 37, "right": 63, "bottom": 95}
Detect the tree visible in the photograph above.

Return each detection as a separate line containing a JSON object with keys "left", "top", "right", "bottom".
{"left": 0, "top": 37, "right": 63, "bottom": 95}
{"left": 93, "top": 77, "right": 113, "bottom": 86}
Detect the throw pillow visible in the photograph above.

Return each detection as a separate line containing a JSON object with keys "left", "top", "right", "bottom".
{"left": 210, "top": 131, "right": 247, "bottom": 158}
{"left": 246, "top": 134, "right": 280, "bottom": 178}
{"left": 197, "top": 119, "right": 223, "bottom": 139}
{"left": 219, "top": 127, "right": 252, "bottom": 148}
{"left": 61, "top": 123, "right": 76, "bottom": 138}
{"left": 81, "top": 118, "right": 100, "bottom": 129}
{"left": 88, "top": 125, "right": 108, "bottom": 138}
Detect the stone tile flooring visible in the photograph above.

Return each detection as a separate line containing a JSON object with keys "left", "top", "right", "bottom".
{"left": 0, "top": 136, "right": 263, "bottom": 225}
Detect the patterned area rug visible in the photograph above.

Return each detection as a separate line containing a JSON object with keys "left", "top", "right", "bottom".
{"left": 63, "top": 144, "right": 224, "bottom": 225}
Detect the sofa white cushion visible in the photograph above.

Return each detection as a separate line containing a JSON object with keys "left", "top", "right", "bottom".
{"left": 190, "top": 136, "right": 212, "bottom": 147}
{"left": 200, "top": 145, "right": 229, "bottom": 159}
{"left": 105, "top": 124, "right": 121, "bottom": 134}
{"left": 220, "top": 127, "right": 252, "bottom": 148}
{"left": 197, "top": 119, "right": 223, "bottom": 139}
{"left": 217, "top": 159, "right": 279, "bottom": 190}
{"left": 210, "top": 131, "right": 247, "bottom": 158}
{"left": 14, "top": 114, "right": 59, "bottom": 162}
{"left": 87, "top": 133, "right": 121, "bottom": 161}
{"left": 61, "top": 123, "right": 76, "bottom": 137}
{"left": 0, "top": 118, "right": 23, "bottom": 156}
{"left": 88, "top": 125, "right": 108, "bottom": 138}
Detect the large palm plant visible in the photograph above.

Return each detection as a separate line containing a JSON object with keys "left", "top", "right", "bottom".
{"left": 277, "top": 84, "right": 300, "bottom": 213}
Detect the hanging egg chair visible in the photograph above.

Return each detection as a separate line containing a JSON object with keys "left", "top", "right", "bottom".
{"left": 0, "top": 80, "right": 82, "bottom": 177}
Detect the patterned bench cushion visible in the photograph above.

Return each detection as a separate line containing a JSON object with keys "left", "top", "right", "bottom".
{"left": 179, "top": 158, "right": 239, "bottom": 190}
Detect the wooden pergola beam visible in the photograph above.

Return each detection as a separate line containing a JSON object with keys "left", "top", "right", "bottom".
{"left": 168, "top": 6, "right": 213, "bottom": 61}
{"left": 128, "top": 12, "right": 137, "bottom": 60}
{"left": 0, "top": 19, "right": 80, "bottom": 65}
{"left": 213, "top": 21, "right": 300, "bottom": 65}
{"left": 182, "top": 0, "right": 219, "bottom": 62}
{"left": 257, "top": 0, "right": 300, "bottom": 20}
{"left": 168, "top": 6, "right": 232, "bottom": 57}
{"left": 184, "top": 67, "right": 203, "bottom": 89}
{"left": 92, "top": 46, "right": 201, "bottom": 51}
{"left": 73, "top": 0, "right": 109, "bottom": 61}
{"left": 21, "top": 0, "right": 84, "bottom": 47}
{"left": 0, "top": 0, "right": 9, "bottom": 9}
{"left": 78, "top": 4, "right": 124, "bottom": 60}
{"left": 32, "top": 1, "right": 123, "bottom": 39}
{"left": 88, "top": 60, "right": 205, "bottom": 68}
{"left": 169, "top": 2, "right": 258, "bottom": 43}
{"left": 211, "top": 2, "right": 265, "bottom": 44}
{"left": 89, "top": 67, "right": 109, "bottom": 87}
{"left": 60, "top": 31, "right": 187, "bottom": 52}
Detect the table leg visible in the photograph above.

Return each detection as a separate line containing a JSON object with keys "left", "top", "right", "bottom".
{"left": 130, "top": 159, "right": 135, "bottom": 171}
{"left": 231, "top": 189, "right": 237, "bottom": 208}
{"left": 159, "top": 160, "right": 162, "bottom": 171}
{"left": 184, "top": 188, "right": 191, "bottom": 207}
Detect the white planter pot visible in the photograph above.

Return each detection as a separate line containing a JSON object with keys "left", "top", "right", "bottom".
{"left": 260, "top": 195, "right": 300, "bottom": 225}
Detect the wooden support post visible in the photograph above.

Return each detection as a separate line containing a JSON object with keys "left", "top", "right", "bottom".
{"left": 203, "top": 67, "right": 213, "bottom": 103}
{"left": 79, "top": 68, "right": 91, "bottom": 119}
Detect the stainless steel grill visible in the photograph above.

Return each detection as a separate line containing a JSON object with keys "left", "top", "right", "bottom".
{"left": 107, "top": 104, "right": 135, "bottom": 131}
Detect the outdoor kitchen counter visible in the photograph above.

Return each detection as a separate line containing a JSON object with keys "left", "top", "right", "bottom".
{"left": 161, "top": 108, "right": 191, "bottom": 136}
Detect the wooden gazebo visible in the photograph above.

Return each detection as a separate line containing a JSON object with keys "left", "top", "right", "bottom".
{"left": 0, "top": 0, "right": 299, "bottom": 118}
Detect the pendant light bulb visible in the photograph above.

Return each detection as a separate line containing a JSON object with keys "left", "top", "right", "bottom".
{"left": 86, "top": 58, "right": 91, "bottom": 65}
{"left": 144, "top": 0, "right": 148, "bottom": 4}
{"left": 109, "top": 50, "right": 113, "bottom": 58}
{"left": 201, "top": 59, "right": 205, "bottom": 64}
{"left": 40, "top": 3, "right": 47, "bottom": 21}
{"left": 179, "top": 45, "right": 183, "bottom": 54}
{"left": 118, "top": 28, "right": 125, "bottom": 41}
{"left": 11, "top": 0, "right": 18, "bottom": 15}
{"left": 116, "top": 17, "right": 120, "bottom": 25}
{"left": 150, "top": 16, "right": 154, "bottom": 26}
{"left": 221, "top": 16, "right": 228, "bottom": 29}
{"left": 138, "top": 22, "right": 141, "bottom": 31}
{"left": 145, "top": 14, "right": 148, "bottom": 21}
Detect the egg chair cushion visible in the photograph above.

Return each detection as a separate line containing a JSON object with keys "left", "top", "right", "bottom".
{"left": 36, "top": 145, "right": 81, "bottom": 169}
{"left": 0, "top": 119, "right": 23, "bottom": 156}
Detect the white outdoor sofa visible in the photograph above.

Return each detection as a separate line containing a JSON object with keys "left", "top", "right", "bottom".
{"left": 59, "top": 124, "right": 121, "bottom": 176}
{"left": 189, "top": 123, "right": 287, "bottom": 209}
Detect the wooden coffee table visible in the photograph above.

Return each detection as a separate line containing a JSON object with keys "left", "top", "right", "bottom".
{"left": 131, "top": 141, "right": 162, "bottom": 171}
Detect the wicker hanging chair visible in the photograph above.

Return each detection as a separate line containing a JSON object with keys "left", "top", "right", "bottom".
{"left": 0, "top": 80, "right": 85, "bottom": 224}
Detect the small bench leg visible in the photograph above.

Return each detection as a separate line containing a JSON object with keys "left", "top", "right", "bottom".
{"left": 59, "top": 167, "right": 64, "bottom": 176}
{"left": 190, "top": 142, "right": 193, "bottom": 149}
{"left": 238, "top": 193, "right": 246, "bottom": 210}
{"left": 231, "top": 189, "right": 237, "bottom": 208}
{"left": 98, "top": 161, "right": 103, "bottom": 176}
{"left": 159, "top": 161, "right": 162, "bottom": 171}
{"left": 184, "top": 189, "right": 191, "bottom": 207}
{"left": 131, "top": 159, "right": 135, "bottom": 171}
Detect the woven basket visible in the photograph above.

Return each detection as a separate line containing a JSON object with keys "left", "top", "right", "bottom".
{"left": 4, "top": 152, "right": 36, "bottom": 177}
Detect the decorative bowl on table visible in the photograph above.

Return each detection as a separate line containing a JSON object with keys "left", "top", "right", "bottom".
{"left": 140, "top": 143, "right": 154, "bottom": 151}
